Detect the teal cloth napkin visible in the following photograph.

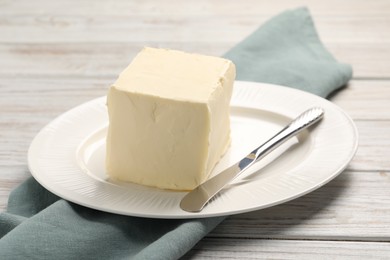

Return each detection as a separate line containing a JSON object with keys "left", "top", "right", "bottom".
{"left": 0, "top": 7, "right": 352, "bottom": 260}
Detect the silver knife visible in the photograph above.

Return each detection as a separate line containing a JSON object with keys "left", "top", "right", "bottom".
{"left": 180, "top": 107, "right": 324, "bottom": 212}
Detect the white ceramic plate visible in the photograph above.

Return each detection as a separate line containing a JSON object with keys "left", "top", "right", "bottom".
{"left": 28, "top": 81, "right": 358, "bottom": 219}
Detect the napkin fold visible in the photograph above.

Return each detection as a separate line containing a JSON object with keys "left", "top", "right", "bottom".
{"left": 0, "top": 7, "right": 352, "bottom": 260}
{"left": 224, "top": 8, "right": 352, "bottom": 97}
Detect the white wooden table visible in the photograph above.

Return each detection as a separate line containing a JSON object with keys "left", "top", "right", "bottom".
{"left": 1, "top": 1, "right": 390, "bottom": 259}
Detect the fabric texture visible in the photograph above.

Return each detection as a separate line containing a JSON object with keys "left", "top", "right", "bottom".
{"left": 0, "top": 7, "right": 352, "bottom": 260}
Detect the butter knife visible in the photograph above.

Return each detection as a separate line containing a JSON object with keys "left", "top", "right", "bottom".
{"left": 180, "top": 107, "right": 324, "bottom": 212}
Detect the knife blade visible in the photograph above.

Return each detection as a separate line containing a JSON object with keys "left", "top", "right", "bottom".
{"left": 180, "top": 107, "right": 324, "bottom": 212}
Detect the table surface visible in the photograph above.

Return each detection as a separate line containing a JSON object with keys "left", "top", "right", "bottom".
{"left": 1, "top": 1, "right": 390, "bottom": 259}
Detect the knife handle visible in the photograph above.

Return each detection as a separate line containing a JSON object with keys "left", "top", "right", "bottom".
{"left": 253, "top": 107, "right": 324, "bottom": 163}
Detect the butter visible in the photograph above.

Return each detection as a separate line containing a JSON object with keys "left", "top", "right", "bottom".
{"left": 106, "top": 47, "right": 236, "bottom": 190}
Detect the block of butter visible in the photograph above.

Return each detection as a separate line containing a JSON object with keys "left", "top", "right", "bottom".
{"left": 106, "top": 47, "right": 236, "bottom": 190}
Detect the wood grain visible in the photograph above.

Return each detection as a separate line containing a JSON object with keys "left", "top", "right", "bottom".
{"left": 184, "top": 238, "right": 390, "bottom": 259}
{"left": 1, "top": 0, "right": 390, "bottom": 16}
{"left": 0, "top": 0, "right": 389, "bottom": 258}
{"left": 1, "top": 42, "right": 389, "bottom": 78}
{"left": 1, "top": 14, "right": 389, "bottom": 43}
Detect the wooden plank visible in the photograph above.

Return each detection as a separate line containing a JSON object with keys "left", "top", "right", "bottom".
{"left": 1, "top": 78, "right": 389, "bottom": 121}
{"left": 0, "top": 42, "right": 389, "bottom": 79}
{"left": 0, "top": 14, "right": 389, "bottom": 44}
{"left": 1, "top": 78, "right": 389, "bottom": 122}
{"left": 209, "top": 170, "right": 390, "bottom": 241}
{"left": 1, "top": 78, "right": 390, "bottom": 121}
{"left": 185, "top": 238, "right": 390, "bottom": 259}
{"left": 326, "top": 43, "right": 390, "bottom": 79}
{"left": 331, "top": 80, "right": 390, "bottom": 120}
{"left": 350, "top": 121, "right": 390, "bottom": 171}
{"left": 1, "top": 0, "right": 390, "bottom": 16}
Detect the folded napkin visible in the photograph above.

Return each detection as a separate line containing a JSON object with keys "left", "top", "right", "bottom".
{"left": 0, "top": 7, "right": 352, "bottom": 260}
